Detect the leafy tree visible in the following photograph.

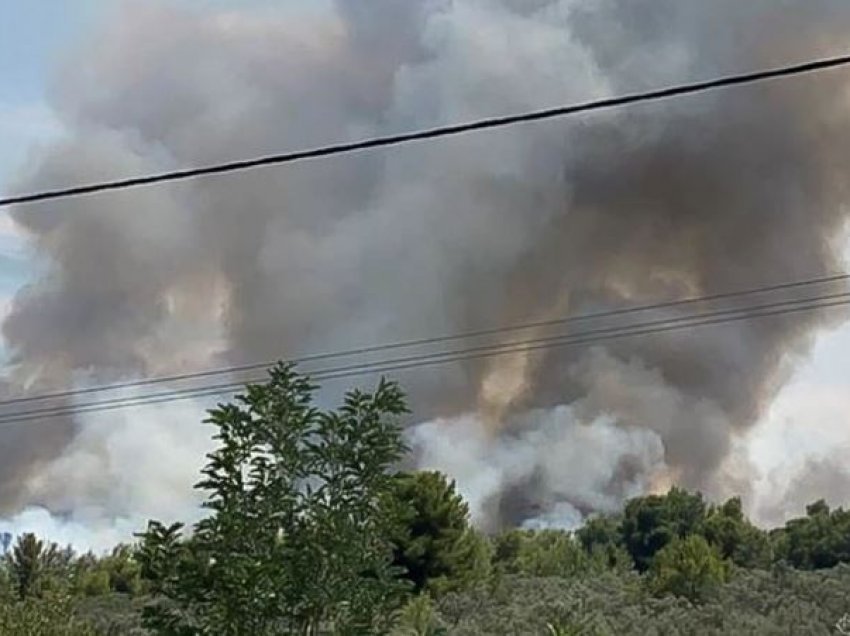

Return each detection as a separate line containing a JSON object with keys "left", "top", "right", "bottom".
{"left": 620, "top": 488, "right": 707, "bottom": 571}
{"left": 389, "top": 471, "right": 490, "bottom": 596}
{"left": 648, "top": 534, "right": 729, "bottom": 603}
{"left": 9, "top": 533, "right": 44, "bottom": 599}
{"left": 72, "top": 545, "right": 141, "bottom": 598}
{"left": 104, "top": 545, "right": 143, "bottom": 594}
{"left": 701, "top": 497, "right": 772, "bottom": 568}
{"left": 492, "top": 530, "right": 591, "bottom": 578}
{"left": 576, "top": 513, "right": 632, "bottom": 571}
{"left": 576, "top": 514, "right": 621, "bottom": 554}
{"left": 773, "top": 500, "right": 850, "bottom": 569}
{"left": 137, "top": 363, "right": 411, "bottom": 635}
{"left": 7, "top": 533, "right": 72, "bottom": 599}
{"left": 491, "top": 529, "right": 525, "bottom": 573}
{"left": 77, "top": 567, "right": 111, "bottom": 597}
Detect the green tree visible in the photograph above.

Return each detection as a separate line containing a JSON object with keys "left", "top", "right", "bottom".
{"left": 7, "top": 533, "right": 71, "bottom": 599}
{"left": 773, "top": 500, "right": 850, "bottom": 569}
{"left": 77, "top": 568, "right": 111, "bottom": 597}
{"left": 701, "top": 497, "right": 772, "bottom": 568}
{"left": 648, "top": 534, "right": 729, "bottom": 602}
{"left": 492, "top": 529, "right": 591, "bottom": 578}
{"left": 491, "top": 529, "right": 525, "bottom": 572}
{"left": 102, "top": 545, "right": 143, "bottom": 594}
{"left": 137, "top": 363, "right": 411, "bottom": 635}
{"left": 389, "top": 471, "right": 490, "bottom": 596}
{"left": 576, "top": 513, "right": 632, "bottom": 571}
{"left": 620, "top": 488, "right": 707, "bottom": 571}
{"left": 72, "top": 545, "right": 142, "bottom": 598}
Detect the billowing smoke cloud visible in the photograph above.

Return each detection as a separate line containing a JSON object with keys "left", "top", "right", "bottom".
{"left": 3, "top": 0, "right": 850, "bottom": 538}
{"left": 410, "top": 399, "right": 666, "bottom": 532}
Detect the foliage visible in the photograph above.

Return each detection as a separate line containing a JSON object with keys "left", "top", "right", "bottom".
{"left": 7, "top": 533, "right": 75, "bottom": 599}
{"left": 74, "top": 593, "right": 148, "bottom": 635}
{"left": 0, "top": 592, "right": 98, "bottom": 636}
{"left": 3, "top": 361, "right": 850, "bottom": 635}
{"left": 773, "top": 500, "right": 850, "bottom": 569}
{"left": 648, "top": 534, "right": 729, "bottom": 602}
{"left": 619, "top": 488, "right": 707, "bottom": 571}
{"left": 389, "top": 471, "right": 491, "bottom": 596}
{"left": 2, "top": 485, "right": 850, "bottom": 634}
{"left": 493, "top": 530, "right": 594, "bottom": 578}
{"left": 390, "top": 594, "right": 447, "bottom": 636}
{"left": 574, "top": 515, "right": 633, "bottom": 573}
{"left": 136, "top": 363, "right": 411, "bottom": 635}
{"left": 436, "top": 565, "right": 850, "bottom": 635}
{"left": 66, "top": 544, "right": 144, "bottom": 601}
{"left": 701, "top": 497, "right": 772, "bottom": 569}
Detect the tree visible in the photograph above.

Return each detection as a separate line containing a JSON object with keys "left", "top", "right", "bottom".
{"left": 773, "top": 500, "right": 850, "bottom": 569}
{"left": 701, "top": 497, "right": 772, "bottom": 568}
{"left": 389, "top": 471, "right": 490, "bottom": 596}
{"left": 620, "top": 488, "right": 707, "bottom": 571}
{"left": 492, "top": 529, "right": 591, "bottom": 578}
{"left": 137, "top": 363, "right": 411, "bottom": 635}
{"left": 7, "top": 533, "right": 71, "bottom": 599}
{"left": 73, "top": 544, "right": 142, "bottom": 598}
{"left": 103, "top": 544, "right": 143, "bottom": 594}
{"left": 9, "top": 534, "right": 44, "bottom": 599}
{"left": 648, "top": 535, "right": 728, "bottom": 602}
{"left": 576, "top": 513, "right": 632, "bottom": 570}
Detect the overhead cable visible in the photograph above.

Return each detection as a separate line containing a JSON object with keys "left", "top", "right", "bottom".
{"left": 0, "top": 290, "right": 845, "bottom": 427}
{"left": 3, "top": 53, "right": 850, "bottom": 208}
{"left": 0, "top": 272, "right": 845, "bottom": 408}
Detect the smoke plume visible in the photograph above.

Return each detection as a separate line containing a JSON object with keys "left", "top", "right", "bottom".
{"left": 3, "top": 0, "right": 850, "bottom": 542}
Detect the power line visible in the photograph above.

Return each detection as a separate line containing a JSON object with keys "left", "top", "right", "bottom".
{"left": 0, "top": 291, "right": 845, "bottom": 427}
{"left": 4, "top": 53, "right": 850, "bottom": 208}
{"left": 314, "top": 295, "right": 850, "bottom": 382}
{"left": 1, "top": 271, "right": 846, "bottom": 408}
{"left": 3, "top": 293, "right": 846, "bottom": 424}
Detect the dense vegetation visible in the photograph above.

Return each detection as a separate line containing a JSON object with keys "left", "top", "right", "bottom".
{"left": 1, "top": 365, "right": 849, "bottom": 634}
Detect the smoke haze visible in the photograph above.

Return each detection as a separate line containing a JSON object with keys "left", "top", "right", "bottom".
{"left": 3, "top": 0, "right": 850, "bottom": 545}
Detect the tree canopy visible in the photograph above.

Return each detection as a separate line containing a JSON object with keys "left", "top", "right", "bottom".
{"left": 773, "top": 500, "right": 850, "bottom": 569}
{"left": 620, "top": 488, "right": 707, "bottom": 571}
{"left": 648, "top": 534, "right": 729, "bottom": 602}
{"left": 388, "top": 471, "right": 490, "bottom": 596}
{"left": 136, "top": 363, "right": 411, "bottom": 635}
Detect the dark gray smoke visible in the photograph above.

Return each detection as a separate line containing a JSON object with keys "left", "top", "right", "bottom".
{"left": 3, "top": 0, "right": 850, "bottom": 533}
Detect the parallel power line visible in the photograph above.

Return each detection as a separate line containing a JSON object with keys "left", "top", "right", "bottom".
{"left": 3, "top": 53, "right": 850, "bottom": 208}
{"left": 0, "top": 272, "right": 846, "bottom": 408}
{"left": 0, "top": 287, "right": 846, "bottom": 426}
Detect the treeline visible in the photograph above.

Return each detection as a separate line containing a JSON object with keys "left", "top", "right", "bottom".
{"left": 0, "top": 364, "right": 848, "bottom": 634}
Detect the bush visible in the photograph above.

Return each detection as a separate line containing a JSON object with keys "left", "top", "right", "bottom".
{"left": 391, "top": 594, "right": 447, "bottom": 636}
{"left": 0, "top": 593, "right": 98, "bottom": 636}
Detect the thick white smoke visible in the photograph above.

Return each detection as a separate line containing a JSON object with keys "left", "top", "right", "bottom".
{"left": 410, "top": 400, "right": 667, "bottom": 531}
{"left": 1, "top": 392, "right": 213, "bottom": 552}
{"left": 2, "top": 0, "right": 850, "bottom": 545}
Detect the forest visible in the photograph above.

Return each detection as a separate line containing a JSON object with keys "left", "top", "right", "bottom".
{"left": 0, "top": 364, "right": 848, "bottom": 635}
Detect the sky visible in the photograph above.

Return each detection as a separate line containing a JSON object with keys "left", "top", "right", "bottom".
{"left": 0, "top": 1, "right": 849, "bottom": 547}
